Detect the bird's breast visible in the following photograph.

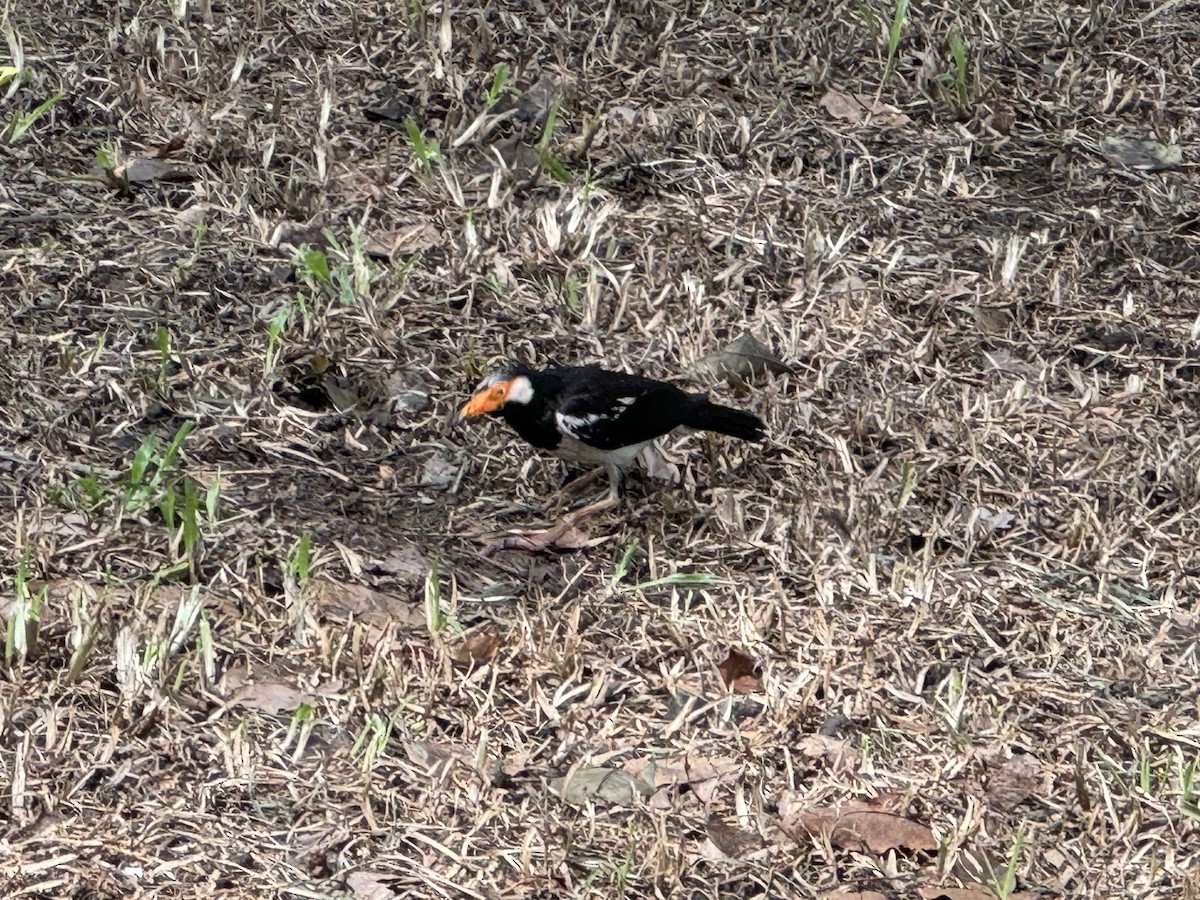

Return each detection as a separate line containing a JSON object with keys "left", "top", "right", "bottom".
{"left": 553, "top": 436, "right": 647, "bottom": 469}
{"left": 501, "top": 408, "right": 563, "bottom": 451}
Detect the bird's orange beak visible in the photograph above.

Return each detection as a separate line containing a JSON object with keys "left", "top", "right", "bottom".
{"left": 459, "top": 380, "right": 512, "bottom": 419}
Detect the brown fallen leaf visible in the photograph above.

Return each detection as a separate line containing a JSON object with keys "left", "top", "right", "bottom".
{"left": 371, "top": 545, "right": 430, "bottom": 579}
{"left": 624, "top": 754, "right": 741, "bottom": 804}
{"left": 111, "top": 154, "right": 191, "bottom": 186}
{"left": 482, "top": 502, "right": 611, "bottom": 553}
{"left": 549, "top": 767, "right": 653, "bottom": 806}
{"left": 455, "top": 628, "right": 502, "bottom": 668}
{"left": 823, "top": 890, "right": 889, "bottom": 900}
{"left": 311, "top": 581, "right": 423, "bottom": 628}
{"left": 346, "top": 870, "right": 398, "bottom": 899}
{"left": 403, "top": 740, "right": 480, "bottom": 776}
{"left": 918, "top": 887, "right": 1037, "bottom": 900}
{"left": 717, "top": 648, "right": 762, "bottom": 694}
{"left": 150, "top": 135, "right": 187, "bottom": 158}
{"left": 484, "top": 522, "right": 595, "bottom": 553}
{"left": 230, "top": 680, "right": 313, "bottom": 715}
{"left": 797, "top": 734, "right": 851, "bottom": 760}
{"left": 782, "top": 799, "right": 936, "bottom": 854}
{"left": 689, "top": 333, "right": 792, "bottom": 383}
{"left": 819, "top": 88, "right": 912, "bottom": 127}
{"left": 706, "top": 816, "right": 765, "bottom": 858}
{"left": 370, "top": 221, "right": 442, "bottom": 256}
{"left": 986, "top": 751, "right": 1042, "bottom": 810}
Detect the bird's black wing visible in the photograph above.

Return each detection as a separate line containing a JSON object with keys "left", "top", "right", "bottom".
{"left": 552, "top": 368, "right": 692, "bottom": 450}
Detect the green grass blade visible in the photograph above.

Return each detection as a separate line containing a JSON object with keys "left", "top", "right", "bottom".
{"left": 883, "top": 0, "right": 910, "bottom": 79}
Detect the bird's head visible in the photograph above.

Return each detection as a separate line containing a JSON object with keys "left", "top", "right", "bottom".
{"left": 459, "top": 367, "right": 535, "bottom": 418}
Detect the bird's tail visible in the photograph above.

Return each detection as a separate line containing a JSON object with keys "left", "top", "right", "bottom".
{"left": 684, "top": 398, "right": 766, "bottom": 441}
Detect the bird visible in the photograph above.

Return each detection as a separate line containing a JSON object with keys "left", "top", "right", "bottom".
{"left": 458, "top": 364, "right": 766, "bottom": 508}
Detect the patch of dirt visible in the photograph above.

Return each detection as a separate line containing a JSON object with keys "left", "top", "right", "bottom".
{"left": 2, "top": 1, "right": 1200, "bottom": 898}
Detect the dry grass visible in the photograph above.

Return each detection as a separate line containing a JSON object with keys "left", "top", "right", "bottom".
{"left": 3, "top": 0, "right": 1200, "bottom": 897}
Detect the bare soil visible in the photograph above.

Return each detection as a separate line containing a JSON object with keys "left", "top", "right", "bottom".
{"left": 2, "top": 1, "right": 1199, "bottom": 898}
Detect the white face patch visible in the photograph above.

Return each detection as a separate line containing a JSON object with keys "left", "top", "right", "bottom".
{"left": 505, "top": 374, "right": 534, "bottom": 405}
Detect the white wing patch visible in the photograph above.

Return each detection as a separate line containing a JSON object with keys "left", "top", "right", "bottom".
{"left": 555, "top": 410, "right": 603, "bottom": 440}
{"left": 615, "top": 396, "right": 637, "bottom": 407}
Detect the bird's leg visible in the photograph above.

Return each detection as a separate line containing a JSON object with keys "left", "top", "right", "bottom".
{"left": 606, "top": 464, "right": 622, "bottom": 502}
{"left": 560, "top": 464, "right": 621, "bottom": 520}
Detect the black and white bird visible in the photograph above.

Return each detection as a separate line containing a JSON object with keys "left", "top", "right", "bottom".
{"left": 459, "top": 364, "right": 766, "bottom": 502}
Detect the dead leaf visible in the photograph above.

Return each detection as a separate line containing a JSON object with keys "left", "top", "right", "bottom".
{"left": 823, "top": 890, "right": 889, "bottom": 900}
{"left": 639, "top": 444, "right": 680, "bottom": 484}
{"left": 346, "top": 870, "right": 397, "bottom": 899}
{"left": 1099, "top": 134, "right": 1181, "bottom": 171}
{"left": 483, "top": 505, "right": 608, "bottom": 553}
{"left": 368, "top": 222, "right": 442, "bottom": 257}
{"left": 983, "top": 348, "right": 1042, "bottom": 380}
{"left": 174, "top": 203, "right": 210, "bottom": 231}
{"left": 455, "top": 628, "right": 502, "bottom": 668}
{"left": 797, "top": 734, "right": 850, "bottom": 760}
{"left": 972, "top": 506, "right": 1015, "bottom": 535}
{"left": 706, "top": 816, "right": 764, "bottom": 858}
{"left": 311, "top": 581, "right": 424, "bottom": 628}
{"left": 623, "top": 754, "right": 741, "bottom": 805}
{"left": 420, "top": 453, "right": 455, "bottom": 487}
{"left": 918, "top": 887, "right": 1037, "bottom": 900}
{"left": 513, "top": 71, "right": 560, "bottom": 125}
{"left": 403, "top": 740, "right": 479, "bottom": 776}
{"left": 717, "top": 648, "right": 761, "bottom": 694}
{"left": 371, "top": 546, "right": 430, "bottom": 579}
{"left": 112, "top": 154, "right": 190, "bottom": 185}
{"left": 819, "top": 89, "right": 912, "bottom": 127}
{"left": 986, "top": 750, "right": 1041, "bottom": 809}
{"left": 549, "top": 767, "right": 652, "bottom": 806}
{"left": 230, "top": 680, "right": 313, "bottom": 714}
{"left": 150, "top": 136, "right": 187, "bottom": 158}
{"left": 689, "top": 333, "right": 792, "bottom": 383}
{"left": 491, "top": 137, "right": 541, "bottom": 175}
{"left": 782, "top": 799, "right": 936, "bottom": 854}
